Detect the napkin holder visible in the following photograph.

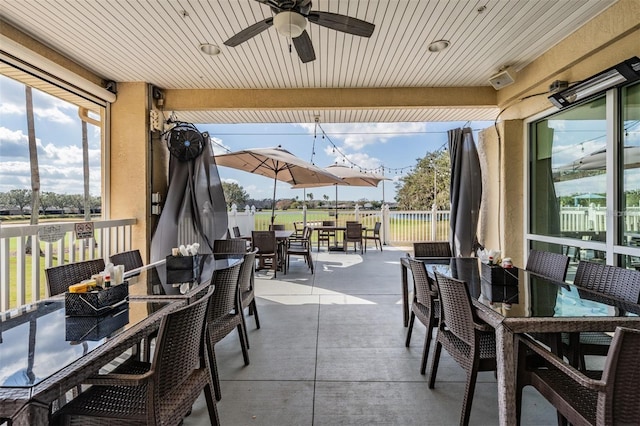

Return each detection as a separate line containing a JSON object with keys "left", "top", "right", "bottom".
{"left": 65, "top": 282, "right": 129, "bottom": 316}
{"left": 166, "top": 255, "right": 200, "bottom": 284}
{"left": 65, "top": 304, "right": 129, "bottom": 341}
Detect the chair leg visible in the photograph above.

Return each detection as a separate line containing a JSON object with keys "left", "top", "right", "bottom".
{"left": 250, "top": 299, "right": 261, "bottom": 329}
{"left": 237, "top": 321, "right": 250, "bottom": 366}
{"left": 204, "top": 382, "right": 221, "bottom": 426}
{"left": 428, "top": 341, "right": 442, "bottom": 388}
{"left": 420, "top": 321, "right": 435, "bottom": 375}
{"left": 405, "top": 312, "right": 415, "bottom": 347}
{"left": 240, "top": 308, "right": 250, "bottom": 350}
{"left": 461, "top": 369, "right": 479, "bottom": 426}
{"left": 206, "top": 336, "right": 222, "bottom": 401}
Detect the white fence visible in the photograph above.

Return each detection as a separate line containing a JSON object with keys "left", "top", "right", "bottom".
{"left": 1, "top": 218, "right": 136, "bottom": 310}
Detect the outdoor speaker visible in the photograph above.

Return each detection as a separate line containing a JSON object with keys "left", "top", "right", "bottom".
{"left": 488, "top": 68, "right": 516, "bottom": 90}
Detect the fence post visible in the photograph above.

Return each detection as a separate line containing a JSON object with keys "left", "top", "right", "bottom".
{"left": 303, "top": 204, "right": 307, "bottom": 227}
{"left": 354, "top": 204, "right": 360, "bottom": 221}
{"left": 382, "top": 204, "right": 390, "bottom": 245}
{"left": 431, "top": 204, "right": 437, "bottom": 241}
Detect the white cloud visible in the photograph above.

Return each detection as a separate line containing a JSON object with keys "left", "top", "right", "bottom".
{"left": 297, "top": 122, "right": 428, "bottom": 150}
{"left": 221, "top": 178, "right": 239, "bottom": 185}
{"left": 323, "top": 146, "right": 382, "bottom": 171}
{"left": 211, "top": 136, "right": 231, "bottom": 155}
{"left": 33, "top": 105, "right": 74, "bottom": 124}
{"left": 0, "top": 126, "right": 26, "bottom": 143}
{"left": 0, "top": 102, "right": 24, "bottom": 115}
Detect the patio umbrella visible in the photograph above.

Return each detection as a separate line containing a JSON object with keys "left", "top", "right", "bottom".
{"left": 291, "top": 164, "right": 388, "bottom": 219}
{"left": 449, "top": 127, "right": 482, "bottom": 257}
{"left": 215, "top": 146, "right": 343, "bottom": 224}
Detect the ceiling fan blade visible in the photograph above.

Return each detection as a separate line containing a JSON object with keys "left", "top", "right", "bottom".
{"left": 307, "top": 11, "right": 375, "bottom": 37}
{"left": 224, "top": 18, "right": 274, "bottom": 47}
{"left": 293, "top": 30, "right": 316, "bottom": 63}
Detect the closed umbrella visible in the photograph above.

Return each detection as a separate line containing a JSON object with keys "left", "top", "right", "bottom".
{"left": 215, "top": 146, "right": 344, "bottom": 224}
{"left": 292, "top": 164, "right": 388, "bottom": 219}
{"left": 449, "top": 127, "right": 482, "bottom": 257}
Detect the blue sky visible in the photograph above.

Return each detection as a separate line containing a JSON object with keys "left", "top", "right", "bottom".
{"left": 0, "top": 73, "right": 502, "bottom": 202}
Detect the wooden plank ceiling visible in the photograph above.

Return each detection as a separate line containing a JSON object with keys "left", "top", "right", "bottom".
{"left": 0, "top": 0, "right": 617, "bottom": 123}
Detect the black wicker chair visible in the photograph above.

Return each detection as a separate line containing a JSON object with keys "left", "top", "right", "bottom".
{"left": 516, "top": 327, "right": 640, "bottom": 426}
{"left": 45, "top": 258, "right": 106, "bottom": 296}
{"left": 525, "top": 249, "right": 569, "bottom": 282}
{"left": 286, "top": 226, "right": 314, "bottom": 274}
{"left": 363, "top": 221, "right": 382, "bottom": 252}
{"left": 239, "top": 249, "right": 260, "bottom": 340}
{"left": 413, "top": 242, "right": 452, "bottom": 258}
{"left": 317, "top": 220, "right": 336, "bottom": 251}
{"left": 213, "top": 238, "right": 247, "bottom": 259}
{"left": 205, "top": 261, "right": 248, "bottom": 401}
{"left": 54, "top": 287, "right": 219, "bottom": 425}
{"left": 109, "top": 249, "right": 143, "bottom": 272}
{"left": 405, "top": 258, "right": 439, "bottom": 374}
{"left": 252, "top": 230, "right": 279, "bottom": 277}
{"left": 430, "top": 272, "right": 497, "bottom": 426}
{"left": 343, "top": 222, "right": 363, "bottom": 254}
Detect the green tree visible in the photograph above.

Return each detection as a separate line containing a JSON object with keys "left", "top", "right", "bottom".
{"left": 395, "top": 150, "right": 450, "bottom": 210}
{"left": 222, "top": 181, "right": 249, "bottom": 208}
{"left": 8, "top": 189, "right": 31, "bottom": 213}
{"left": 40, "top": 191, "right": 60, "bottom": 215}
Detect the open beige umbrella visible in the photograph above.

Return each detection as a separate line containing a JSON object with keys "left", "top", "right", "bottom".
{"left": 291, "top": 164, "right": 388, "bottom": 218}
{"left": 215, "top": 145, "right": 344, "bottom": 224}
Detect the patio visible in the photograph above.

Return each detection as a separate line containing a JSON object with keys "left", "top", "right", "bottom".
{"left": 184, "top": 246, "right": 557, "bottom": 425}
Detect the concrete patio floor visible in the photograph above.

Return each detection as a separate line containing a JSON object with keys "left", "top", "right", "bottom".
{"left": 185, "top": 245, "right": 558, "bottom": 425}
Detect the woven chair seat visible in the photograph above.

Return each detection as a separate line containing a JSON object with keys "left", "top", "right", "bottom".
{"left": 411, "top": 300, "right": 439, "bottom": 325}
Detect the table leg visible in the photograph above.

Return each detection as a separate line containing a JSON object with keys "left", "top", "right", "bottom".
{"left": 495, "top": 324, "right": 516, "bottom": 426}
{"left": 401, "top": 262, "right": 409, "bottom": 327}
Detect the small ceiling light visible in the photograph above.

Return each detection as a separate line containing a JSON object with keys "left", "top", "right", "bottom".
{"left": 273, "top": 11, "right": 307, "bottom": 38}
{"left": 199, "top": 43, "right": 221, "bottom": 56}
{"left": 428, "top": 40, "right": 450, "bottom": 53}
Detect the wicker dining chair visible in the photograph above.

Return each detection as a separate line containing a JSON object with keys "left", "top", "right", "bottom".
{"left": 405, "top": 258, "right": 439, "bottom": 374}
{"left": 343, "top": 222, "right": 363, "bottom": 254}
{"left": 54, "top": 286, "right": 219, "bottom": 426}
{"left": 363, "top": 221, "right": 382, "bottom": 252}
{"left": 525, "top": 249, "right": 569, "bottom": 282}
{"left": 269, "top": 224, "right": 285, "bottom": 231}
{"left": 239, "top": 249, "right": 261, "bottom": 344}
{"left": 206, "top": 261, "right": 248, "bottom": 401}
{"left": 563, "top": 261, "right": 640, "bottom": 369}
{"left": 109, "top": 249, "right": 143, "bottom": 272}
{"left": 430, "top": 272, "right": 497, "bottom": 426}
{"left": 213, "top": 238, "right": 247, "bottom": 258}
{"left": 516, "top": 327, "right": 640, "bottom": 426}
{"left": 413, "top": 241, "right": 452, "bottom": 258}
{"left": 286, "top": 226, "right": 314, "bottom": 274}
{"left": 252, "top": 230, "right": 279, "bottom": 277}
{"left": 232, "top": 226, "right": 242, "bottom": 238}
{"left": 45, "top": 258, "right": 106, "bottom": 296}
{"left": 317, "top": 220, "right": 336, "bottom": 251}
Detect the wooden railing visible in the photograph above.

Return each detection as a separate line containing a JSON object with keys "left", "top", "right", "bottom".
{"left": 1, "top": 218, "right": 136, "bottom": 310}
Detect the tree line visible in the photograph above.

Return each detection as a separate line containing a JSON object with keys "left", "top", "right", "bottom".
{"left": 0, "top": 189, "right": 101, "bottom": 215}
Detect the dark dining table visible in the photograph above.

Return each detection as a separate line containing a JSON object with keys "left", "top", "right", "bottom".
{"left": 0, "top": 299, "right": 178, "bottom": 425}
{"left": 0, "top": 253, "right": 243, "bottom": 425}
{"left": 403, "top": 256, "right": 640, "bottom": 426}
{"left": 312, "top": 225, "right": 366, "bottom": 252}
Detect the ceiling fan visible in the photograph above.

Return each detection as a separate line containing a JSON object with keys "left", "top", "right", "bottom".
{"left": 223, "top": 0, "right": 375, "bottom": 63}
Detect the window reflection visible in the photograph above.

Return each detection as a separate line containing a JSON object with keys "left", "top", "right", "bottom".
{"left": 621, "top": 83, "right": 640, "bottom": 247}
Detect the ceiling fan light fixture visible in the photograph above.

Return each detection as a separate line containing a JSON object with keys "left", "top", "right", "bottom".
{"left": 273, "top": 11, "right": 307, "bottom": 38}
{"left": 428, "top": 40, "right": 450, "bottom": 53}
{"left": 199, "top": 43, "right": 221, "bottom": 56}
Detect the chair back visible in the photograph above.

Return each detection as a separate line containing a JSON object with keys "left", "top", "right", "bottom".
{"left": 208, "top": 262, "right": 243, "bottom": 322}
{"left": 345, "top": 222, "right": 362, "bottom": 239}
{"left": 109, "top": 249, "right": 143, "bottom": 272}
{"left": 303, "top": 226, "right": 313, "bottom": 240}
{"left": 45, "top": 258, "right": 106, "bottom": 296}
{"left": 434, "top": 272, "right": 476, "bottom": 347}
{"left": 413, "top": 242, "right": 452, "bottom": 258}
{"left": 575, "top": 261, "right": 640, "bottom": 303}
{"left": 238, "top": 249, "right": 258, "bottom": 294}
{"left": 407, "top": 258, "right": 435, "bottom": 305}
{"left": 213, "top": 239, "right": 247, "bottom": 258}
{"left": 233, "top": 226, "right": 241, "bottom": 238}
{"left": 153, "top": 285, "right": 213, "bottom": 400}
{"left": 372, "top": 221, "right": 381, "bottom": 235}
{"left": 525, "top": 249, "right": 569, "bottom": 281}
{"left": 252, "top": 231, "right": 277, "bottom": 255}
{"left": 600, "top": 327, "right": 640, "bottom": 424}
{"left": 269, "top": 224, "right": 285, "bottom": 231}
{"left": 322, "top": 220, "right": 335, "bottom": 227}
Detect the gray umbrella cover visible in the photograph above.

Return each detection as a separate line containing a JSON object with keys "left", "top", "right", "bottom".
{"left": 151, "top": 133, "right": 228, "bottom": 264}
{"left": 449, "top": 127, "right": 482, "bottom": 257}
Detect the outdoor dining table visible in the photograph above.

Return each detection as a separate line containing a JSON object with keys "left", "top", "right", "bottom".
{"left": 0, "top": 298, "right": 179, "bottom": 425}
{"left": 407, "top": 256, "right": 640, "bottom": 426}
{"left": 312, "top": 225, "right": 366, "bottom": 251}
